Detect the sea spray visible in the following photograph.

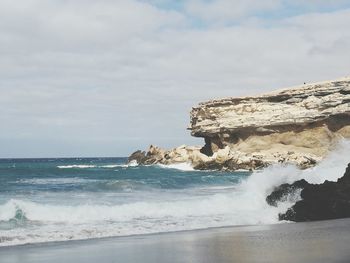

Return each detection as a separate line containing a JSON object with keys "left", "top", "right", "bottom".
{"left": 0, "top": 140, "right": 349, "bottom": 246}
{"left": 156, "top": 163, "right": 195, "bottom": 171}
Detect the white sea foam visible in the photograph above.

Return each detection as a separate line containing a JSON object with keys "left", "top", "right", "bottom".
{"left": 157, "top": 162, "right": 194, "bottom": 171}
{"left": 57, "top": 165, "right": 96, "bottom": 169}
{"left": 100, "top": 165, "right": 123, "bottom": 168}
{"left": 127, "top": 160, "right": 138, "bottom": 167}
{"left": 18, "top": 178, "right": 99, "bottom": 185}
{"left": 57, "top": 161, "right": 138, "bottom": 169}
{"left": 1, "top": 140, "right": 349, "bottom": 246}
{"left": 57, "top": 161, "right": 194, "bottom": 171}
{"left": 0, "top": 189, "right": 283, "bottom": 246}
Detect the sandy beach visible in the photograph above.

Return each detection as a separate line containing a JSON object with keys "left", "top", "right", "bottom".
{"left": 1, "top": 218, "right": 350, "bottom": 263}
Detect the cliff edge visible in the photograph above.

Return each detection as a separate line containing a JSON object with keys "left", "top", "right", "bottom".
{"left": 129, "top": 77, "right": 350, "bottom": 170}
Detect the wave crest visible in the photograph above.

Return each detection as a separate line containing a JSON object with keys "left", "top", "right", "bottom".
{"left": 57, "top": 161, "right": 138, "bottom": 169}
{"left": 156, "top": 163, "right": 194, "bottom": 171}
{"left": 1, "top": 140, "right": 349, "bottom": 246}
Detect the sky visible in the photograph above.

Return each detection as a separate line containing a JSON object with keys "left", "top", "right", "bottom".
{"left": 1, "top": 0, "right": 350, "bottom": 158}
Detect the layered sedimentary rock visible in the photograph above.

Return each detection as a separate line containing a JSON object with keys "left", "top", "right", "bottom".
{"left": 267, "top": 163, "right": 350, "bottom": 222}
{"left": 190, "top": 78, "right": 350, "bottom": 138}
{"left": 129, "top": 77, "right": 350, "bottom": 170}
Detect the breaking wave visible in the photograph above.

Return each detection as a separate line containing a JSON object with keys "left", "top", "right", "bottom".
{"left": 57, "top": 165, "right": 97, "bottom": 169}
{"left": 0, "top": 140, "right": 349, "bottom": 246}
{"left": 18, "top": 178, "right": 99, "bottom": 185}
{"left": 156, "top": 162, "right": 194, "bottom": 171}
{"left": 57, "top": 160, "right": 138, "bottom": 169}
{"left": 56, "top": 161, "right": 195, "bottom": 171}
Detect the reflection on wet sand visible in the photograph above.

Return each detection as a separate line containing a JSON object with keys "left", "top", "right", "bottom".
{"left": 1, "top": 218, "right": 350, "bottom": 263}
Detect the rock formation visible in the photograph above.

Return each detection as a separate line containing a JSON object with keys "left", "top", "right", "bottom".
{"left": 267, "top": 163, "right": 350, "bottom": 222}
{"left": 129, "top": 77, "right": 350, "bottom": 170}
{"left": 128, "top": 145, "right": 201, "bottom": 165}
{"left": 266, "top": 179, "right": 309, "bottom": 207}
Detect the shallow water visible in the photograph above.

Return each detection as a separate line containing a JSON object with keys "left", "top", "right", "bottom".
{"left": 2, "top": 218, "right": 350, "bottom": 263}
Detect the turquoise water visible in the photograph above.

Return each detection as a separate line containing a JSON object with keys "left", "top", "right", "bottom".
{"left": 0, "top": 158, "right": 252, "bottom": 246}
{"left": 1, "top": 142, "right": 349, "bottom": 246}
{"left": 0, "top": 158, "right": 246, "bottom": 197}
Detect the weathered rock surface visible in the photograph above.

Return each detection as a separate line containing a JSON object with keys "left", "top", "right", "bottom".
{"left": 190, "top": 77, "right": 350, "bottom": 137}
{"left": 129, "top": 145, "right": 203, "bottom": 166}
{"left": 269, "top": 163, "right": 350, "bottom": 222}
{"left": 129, "top": 77, "right": 350, "bottom": 170}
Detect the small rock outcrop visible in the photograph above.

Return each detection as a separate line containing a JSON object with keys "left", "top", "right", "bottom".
{"left": 129, "top": 145, "right": 202, "bottom": 166}
{"left": 268, "top": 163, "right": 350, "bottom": 222}
{"left": 128, "top": 150, "right": 147, "bottom": 164}
{"left": 129, "top": 77, "right": 350, "bottom": 170}
{"left": 266, "top": 179, "right": 309, "bottom": 207}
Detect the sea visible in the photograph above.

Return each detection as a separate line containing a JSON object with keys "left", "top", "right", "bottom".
{"left": 0, "top": 141, "right": 349, "bottom": 246}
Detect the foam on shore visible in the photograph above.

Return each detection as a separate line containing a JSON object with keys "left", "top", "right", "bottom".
{"left": 0, "top": 141, "right": 349, "bottom": 246}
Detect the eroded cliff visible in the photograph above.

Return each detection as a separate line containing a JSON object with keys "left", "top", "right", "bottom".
{"left": 129, "top": 77, "right": 350, "bottom": 170}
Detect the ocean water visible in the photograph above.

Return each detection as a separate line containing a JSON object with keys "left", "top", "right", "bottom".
{"left": 1, "top": 141, "right": 349, "bottom": 246}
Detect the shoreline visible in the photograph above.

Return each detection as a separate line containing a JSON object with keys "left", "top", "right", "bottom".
{"left": 2, "top": 218, "right": 350, "bottom": 262}
{"left": 0, "top": 221, "right": 287, "bottom": 249}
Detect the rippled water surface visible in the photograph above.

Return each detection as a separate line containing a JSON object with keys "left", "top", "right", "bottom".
{"left": 1, "top": 142, "right": 349, "bottom": 247}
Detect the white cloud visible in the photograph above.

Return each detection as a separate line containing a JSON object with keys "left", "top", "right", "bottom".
{"left": 0, "top": 0, "right": 349, "bottom": 157}
{"left": 291, "top": 0, "right": 350, "bottom": 8}
{"left": 184, "top": 0, "right": 280, "bottom": 24}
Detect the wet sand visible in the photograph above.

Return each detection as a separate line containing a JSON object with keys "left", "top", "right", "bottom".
{"left": 1, "top": 218, "right": 350, "bottom": 263}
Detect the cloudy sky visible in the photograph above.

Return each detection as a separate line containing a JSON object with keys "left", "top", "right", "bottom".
{"left": 1, "top": 0, "right": 350, "bottom": 157}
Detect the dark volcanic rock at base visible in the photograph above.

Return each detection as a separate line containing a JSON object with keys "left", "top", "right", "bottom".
{"left": 266, "top": 179, "right": 309, "bottom": 206}
{"left": 128, "top": 150, "right": 147, "bottom": 164}
{"left": 271, "top": 163, "right": 350, "bottom": 222}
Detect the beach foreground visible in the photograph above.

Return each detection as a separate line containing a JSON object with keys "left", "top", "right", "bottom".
{"left": 1, "top": 218, "right": 350, "bottom": 263}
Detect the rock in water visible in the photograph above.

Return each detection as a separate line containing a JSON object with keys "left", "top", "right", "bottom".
{"left": 275, "top": 163, "right": 350, "bottom": 222}
{"left": 129, "top": 77, "right": 350, "bottom": 170}
{"left": 266, "top": 179, "right": 309, "bottom": 206}
{"left": 128, "top": 150, "right": 147, "bottom": 164}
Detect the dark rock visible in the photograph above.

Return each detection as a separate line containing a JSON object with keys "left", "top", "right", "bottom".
{"left": 225, "top": 158, "right": 267, "bottom": 171}
{"left": 200, "top": 137, "right": 213, "bottom": 156}
{"left": 193, "top": 157, "right": 268, "bottom": 171}
{"left": 128, "top": 150, "right": 146, "bottom": 164}
{"left": 277, "top": 163, "right": 350, "bottom": 222}
{"left": 266, "top": 179, "right": 309, "bottom": 206}
{"left": 193, "top": 160, "right": 224, "bottom": 170}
